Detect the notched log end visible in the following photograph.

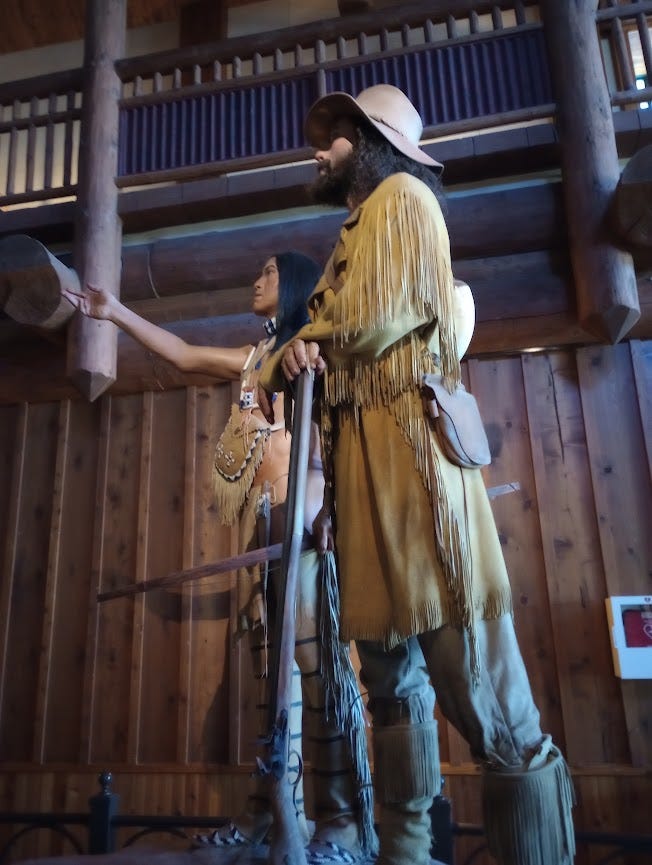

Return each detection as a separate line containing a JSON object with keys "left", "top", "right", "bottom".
{"left": 69, "top": 367, "right": 115, "bottom": 402}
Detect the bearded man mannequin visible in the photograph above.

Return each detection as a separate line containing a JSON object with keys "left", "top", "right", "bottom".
{"left": 260, "top": 85, "right": 575, "bottom": 865}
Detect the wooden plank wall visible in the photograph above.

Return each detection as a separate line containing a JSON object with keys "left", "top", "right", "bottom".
{"left": 0, "top": 342, "right": 650, "bottom": 864}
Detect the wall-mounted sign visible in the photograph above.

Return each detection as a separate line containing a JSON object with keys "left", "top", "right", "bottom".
{"left": 605, "top": 596, "right": 652, "bottom": 679}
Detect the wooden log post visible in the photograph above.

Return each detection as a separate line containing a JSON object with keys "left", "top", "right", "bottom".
{"left": 67, "top": 0, "right": 126, "bottom": 401}
{"left": 0, "top": 235, "right": 78, "bottom": 329}
{"left": 540, "top": 0, "right": 640, "bottom": 344}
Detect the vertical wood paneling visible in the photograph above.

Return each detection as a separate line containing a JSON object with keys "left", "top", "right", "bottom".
{"left": 0, "top": 342, "right": 650, "bottom": 860}
{"left": 522, "top": 351, "right": 629, "bottom": 764}
{"left": 189, "top": 382, "right": 233, "bottom": 765}
{"left": 128, "top": 391, "right": 153, "bottom": 763}
{"left": 138, "top": 389, "right": 186, "bottom": 763}
{"left": 80, "top": 397, "right": 111, "bottom": 761}
{"left": 0, "top": 403, "right": 25, "bottom": 741}
{"left": 630, "top": 340, "right": 652, "bottom": 482}
{"left": 89, "top": 393, "right": 142, "bottom": 764}
{"left": 44, "top": 399, "right": 101, "bottom": 761}
{"left": 577, "top": 344, "right": 652, "bottom": 768}
{"left": 33, "top": 400, "right": 71, "bottom": 761}
{"left": 0, "top": 402, "right": 58, "bottom": 761}
{"left": 177, "top": 386, "right": 197, "bottom": 762}
{"left": 468, "top": 356, "right": 565, "bottom": 747}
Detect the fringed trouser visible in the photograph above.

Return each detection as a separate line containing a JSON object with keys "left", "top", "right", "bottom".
{"left": 357, "top": 615, "right": 575, "bottom": 865}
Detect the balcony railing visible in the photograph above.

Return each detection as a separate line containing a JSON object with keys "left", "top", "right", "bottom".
{"left": 0, "top": 0, "right": 650, "bottom": 210}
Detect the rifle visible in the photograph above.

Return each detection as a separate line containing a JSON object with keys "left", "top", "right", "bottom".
{"left": 262, "top": 369, "right": 313, "bottom": 865}
{"left": 95, "top": 542, "right": 307, "bottom": 602}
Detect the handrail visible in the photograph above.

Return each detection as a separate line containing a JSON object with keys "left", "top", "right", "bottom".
{"left": 114, "top": 0, "right": 539, "bottom": 82}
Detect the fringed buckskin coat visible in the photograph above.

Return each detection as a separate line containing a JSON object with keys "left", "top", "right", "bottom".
{"left": 262, "top": 172, "right": 512, "bottom": 668}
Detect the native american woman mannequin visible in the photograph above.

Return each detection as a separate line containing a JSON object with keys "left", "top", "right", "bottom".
{"left": 64, "top": 252, "right": 376, "bottom": 865}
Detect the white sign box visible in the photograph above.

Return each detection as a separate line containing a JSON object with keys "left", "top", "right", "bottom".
{"left": 605, "top": 596, "right": 652, "bottom": 680}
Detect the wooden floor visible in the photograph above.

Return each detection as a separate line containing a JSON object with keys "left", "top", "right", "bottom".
{"left": 14, "top": 846, "right": 272, "bottom": 865}
{"left": 13, "top": 845, "right": 447, "bottom": 864}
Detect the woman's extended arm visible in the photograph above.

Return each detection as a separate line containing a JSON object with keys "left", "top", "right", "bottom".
{"left": 64, "top": 284, "right": 251, "bottom": 380}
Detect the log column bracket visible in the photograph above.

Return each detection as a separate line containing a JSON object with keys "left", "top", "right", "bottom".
{"left": 67, "top": 0, "right": 126, "bottom": 401}
{"left": 540, "top": 0, "right": 640, "bottom": 344}
{"left": 612, "top": 144, "right": 652, "bottom": 250}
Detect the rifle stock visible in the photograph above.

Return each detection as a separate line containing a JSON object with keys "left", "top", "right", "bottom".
{"left": 265, "top": 370, "right": 313, "bottom": 865}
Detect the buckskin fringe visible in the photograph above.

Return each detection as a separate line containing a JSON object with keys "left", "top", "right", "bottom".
{"left": 373, "top": 720, "right": 441, "bottom": 804}
{"left": 319, "top": 551, "right": 378, "bottom": 856}
{"left": 212, "top": 432, "right": 269, "bottom": 527}
{"left": 482, "top": 747, "right": 576, "bottom": 865}
{"left": 334, "top": 173, "right": 461, "bottom": 390}
{"left": 322, "top": 340, "right": 481, "bottom": 674}
{"left": 322, "top": 333, "right": 432, "bottom": 410}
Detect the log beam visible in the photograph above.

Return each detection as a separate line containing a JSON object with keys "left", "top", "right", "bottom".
{"left": 114, "top": 183, "right": 566, "bottom": 303}
{"left": 3, "top": 269, "right": 651, "bottom": 406}
{"left": 540, "top": 0, "right": 640, "bottom": 344}
{"left": 67, "top": 0, "right": 126, "bottom": 401}
{"left": 0, "top": 235, "right": 78, "bottom": 329}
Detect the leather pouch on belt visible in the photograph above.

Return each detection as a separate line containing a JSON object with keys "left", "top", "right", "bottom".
{"left": 421, "top": 373, "right": 491, "bottom": 469}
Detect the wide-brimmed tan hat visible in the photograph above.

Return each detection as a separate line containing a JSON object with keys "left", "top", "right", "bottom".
{"left": 304, "top": 83, "right": 443, "bottom": 174}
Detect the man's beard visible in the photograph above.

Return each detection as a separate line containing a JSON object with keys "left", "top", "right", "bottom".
{"left": 308, "top": 155, "right": 355, "bottom": 207}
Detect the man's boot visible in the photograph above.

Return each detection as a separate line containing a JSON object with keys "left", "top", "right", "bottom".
{"left": 482, "top": 742, "right": 575, "bottom": 865}
{"left": 373, "top": 720, "right": 440, "bottom": 865}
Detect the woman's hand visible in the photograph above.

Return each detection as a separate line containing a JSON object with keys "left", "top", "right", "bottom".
{"left": 312, "top": 503, "right": 334, "bottom": 555}
{"left": 280, "top": 339, "right": 326, "bottom": 381}
{"left": 62, "top": 283, "right": 116, "bottom": 320}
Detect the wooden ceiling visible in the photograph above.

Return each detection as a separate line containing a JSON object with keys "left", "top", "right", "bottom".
{"left": 0, "top": 0, "right": 180, "bottom": 53}
{"left": 0, "top": 0, "right": 388, "bottom": 55}
{"left": 0, "top": 0, "right": 270, "bottom": 54}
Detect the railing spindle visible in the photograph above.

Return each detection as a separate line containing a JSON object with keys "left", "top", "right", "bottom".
{"left": 44, "top": 93, "right": 56, "bottom": 188}
{"left": 25, "top": 96, "right": 38, "bottom": 192}
{"left": 63, "top": 91, "right": 75, "bottom": 187}
{"left": 636, "top": 12, "right": 652, "bottom": 82}
{"left": 515, "top": 1, "right": 526, "bottom": 25}
{"left": 611, "top": 15, "right": 636, "bottom": 91}
{"left": 6, "top": 100, "right": 20, "bottom": 196}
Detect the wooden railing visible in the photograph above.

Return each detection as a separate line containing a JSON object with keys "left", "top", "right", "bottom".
{"left": 1, "top": 772, "right": 651, "bottom": 865}
{"left": 0, "top": 0, "right": 650, "bottom": 210}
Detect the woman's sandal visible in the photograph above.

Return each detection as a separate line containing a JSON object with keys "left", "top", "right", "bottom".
{"left": 192, "top": 823, "right": 257, "bottom": 848}
{"left": 306, "top": 839, "right": 362, "bottom": 864}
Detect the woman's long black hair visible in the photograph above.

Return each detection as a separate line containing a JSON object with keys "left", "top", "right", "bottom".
{"left": 274, "top": 250, "right": 322, "bottom": 346}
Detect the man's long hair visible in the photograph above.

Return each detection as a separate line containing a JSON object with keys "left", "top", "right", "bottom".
{"left": 311, "top": 119, "right": 445, "bottom": 211}
{"left": 274, "top": 251, "right": 321, "bottom": 345}
{"left": 349, "top": 121, "right": 445, "bottom": 208}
